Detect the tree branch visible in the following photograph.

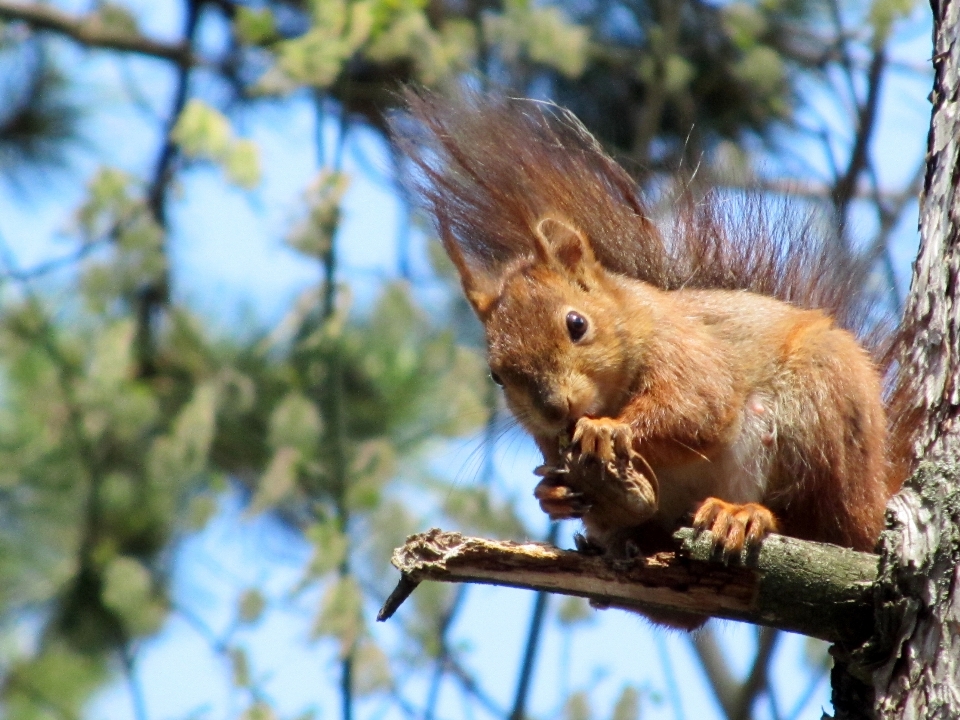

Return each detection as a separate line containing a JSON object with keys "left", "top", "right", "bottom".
{"left": 732, "top": 627, "right": 779, "bottom": 720}
{"left": 689, "top": 629, "right": 739, "bottom": 716}
{"left": 379, "top": 528, "right": 879, "bottom": 647}
{"left": 0, "top": 0, "right": 200, "bottom": 66}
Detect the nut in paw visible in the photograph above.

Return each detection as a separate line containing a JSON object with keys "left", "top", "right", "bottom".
{"left": 617, "top": 458, "right": 658, "bottom": 523}
{"left": 534, "top": 477, "right": 591, "bottom": 519}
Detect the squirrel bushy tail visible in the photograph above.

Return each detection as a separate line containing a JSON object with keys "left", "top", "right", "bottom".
{"left": 393, "top": 89, "right": 918, "bottom": 494}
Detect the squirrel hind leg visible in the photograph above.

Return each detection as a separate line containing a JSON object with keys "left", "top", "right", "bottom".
{"left": 692, "top": 498, "right": 779, "bottom": 557}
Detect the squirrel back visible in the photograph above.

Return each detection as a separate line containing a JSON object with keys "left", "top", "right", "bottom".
{"left": 393, "top": 89, "right": 918, "bottom": 552}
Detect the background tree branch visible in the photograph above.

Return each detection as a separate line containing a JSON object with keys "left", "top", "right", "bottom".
{"left": 0, "top": 0, "right": 199, "bottom": 65}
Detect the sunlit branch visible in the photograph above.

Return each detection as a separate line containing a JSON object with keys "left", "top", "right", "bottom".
{"left": 379, "top": 529, "right": 879, "bottom": 646}
{"left": 0, "top": 0, "right": 201, "bottom": 66}
{"left": 689, "top": 628, "right": 739, "bottom": 717}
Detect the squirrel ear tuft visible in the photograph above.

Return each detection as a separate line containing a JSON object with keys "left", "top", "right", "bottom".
{"left": 534, "top": 217, "right": 597, "bottom": 274}
{"left": 466, "top": 288, "right": 498, "bottom": 316}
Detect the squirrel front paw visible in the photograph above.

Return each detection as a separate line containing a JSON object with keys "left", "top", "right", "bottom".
{"left": 533, "top": 467, "right": 591, "bottom": 520}
{"left": 572, "top": 417, "right": 634, "bottom": 463}
{"left": 692, "top": 498, "right": 778, "bottom": 556}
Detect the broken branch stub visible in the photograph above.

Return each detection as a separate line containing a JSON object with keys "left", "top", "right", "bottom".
{"left": 379, "top": 528, "right": 879, "bottom": 646}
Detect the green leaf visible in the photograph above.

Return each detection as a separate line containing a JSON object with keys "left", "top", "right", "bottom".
{"left": 483, "top": 4, "right": 587, "bottom": 78}
{"left": 272, "top": 0, "right": 376, "bottom": 88}
{"left": 304, "top": 520, "right": 349, "bottom": 578}
{"left": 346, "top": 440, "right": 396, "bottom": 511}
{"left": 99, "top": 472, "right": 136, "bottom": 517}
{"left": 345, "top": 1, "right": 376, "bottom": 52}
{"left": 286, "top": 171, "right": 350, "bottom": 259}
{"left": 430, "top": 345, "right": 489, "bottom": 436}
{"left": 147, "top": 382, "right": 218, "bottom": 491}
{"left": 525, "top": 7, "right": 588, "bottom": 78}
{"left": 268, "top": 393, "right": 322, "bottom": 455}
{"left": 77, "top": 167, "right": 138, "bottom": 240}
{"left": 365, "top": 12, "right": 476, "bottom": 85}
{"left": 186, "top": 494, "right": 218, "bottom": 531}
{"left": 242, "top": 702, "right": 277, "bottom": 720}
{"left": 733, "top": 46, "right": 784, "bottom": 96}
{"left": 172, "top": 383, "right": 217, "bottom": 474}
{"left": 313, "top": 576, "right": 364, "bottom": 656}
{"left": 442, "top": 485, "right": 526, "bottom": 539}
{"left": 95, "top": 2, "right": 140, "bottom": 35}
{"left": 172, "top": 99, "right": 233, "bottom": 161}
{"left": 869, "top": 0, "right": 917, "bottom": 44}
{"left": 235, "top": 7, "right": 278, "bottom": 44}
{"left": 225, "top": 139, "right": 261, "bottom": 189}
{"left": 101, "top": 556, "right": 166, "bottom": 636}
{"left": 230, "top": 646, "right": 251, "bottom": 687}
{"left": 663, "top": 54, "right": 695, "bottom": 95}
{"left": 556, "top": 596, "right": 592, "bottom": 627}
{"left": 565, "top": 692, "right": 592, "bottom": 720}
{"left": 722, "top": 3, "right": 767, "bottom": 50}
{"left": 4, "top": 644, "right": 108, "bottom": 718}
{"left": 238, "top": 588, "right": 266, "bottom": 624}
{"left": 86, "top": 319, "right": 135, "bottom": 390}
{"left": 250, "top": 446, "right": 300, "bottom": 514}
{"left": 353, "top": 640, "right": 392, "bottom": 696}
{"left": 408, "top": 582, "right": 457, "bottom": 657}
{"left": 610, "top": 686, "right": 640, "bottom": 720}
{"left": 102, "top": 556, "right": 152, "bottom": 609}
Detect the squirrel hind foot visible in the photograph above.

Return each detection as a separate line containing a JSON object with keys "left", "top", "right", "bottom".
{"left": 692, "top": 498, "right": 778, "bottom": 558}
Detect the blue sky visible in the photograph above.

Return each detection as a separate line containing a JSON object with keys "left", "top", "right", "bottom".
{"left": 0, "top": 2, "right": 936, "bottom": 719}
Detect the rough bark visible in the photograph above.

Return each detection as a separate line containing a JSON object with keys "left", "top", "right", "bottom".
{"left": 379, "top": 528, "right": 879, "bottom": 646}
{"left": 830, "top": 0, "right": 960, "bottom": 716}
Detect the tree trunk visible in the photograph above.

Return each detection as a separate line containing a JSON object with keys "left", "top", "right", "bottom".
{"left": 831, "top": 0, "right": 960, "bottom": 716}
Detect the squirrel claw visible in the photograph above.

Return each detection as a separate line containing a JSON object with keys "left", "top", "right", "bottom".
{"left": 534, "top": 479, "right": 591, "bottom": 519}
{"left": 572, "top": 417, "right": 634, "bottom": 463}
{"left": 692, "top": 498, "right": 778, "bottom": 557}
{"left": 534, "top": 464, "right": 568, "bottom": 477}
{"left": 573, "top": 532, "right": 605, "bottom": 556}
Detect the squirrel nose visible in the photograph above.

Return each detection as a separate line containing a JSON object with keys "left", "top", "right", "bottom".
{"left": 536, "top": 390, "right": 570, "bottom": 424}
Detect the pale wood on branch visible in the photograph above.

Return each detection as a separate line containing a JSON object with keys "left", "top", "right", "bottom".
{"left": 378, "top": 528, "right": 879, "bottom": 646}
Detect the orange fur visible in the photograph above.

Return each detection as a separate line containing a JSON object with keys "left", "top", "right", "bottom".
{"left": 394, "top": 90, "right": 916, "bottom": 562}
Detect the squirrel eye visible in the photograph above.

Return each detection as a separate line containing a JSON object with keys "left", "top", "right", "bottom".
{"left": 490, "top": 371, "right": 504, "bottom": 387}
{"left": 566, "top": 311, "right": 588, "bottom": 342}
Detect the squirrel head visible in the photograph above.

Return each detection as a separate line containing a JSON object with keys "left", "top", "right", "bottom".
{"left": 462, "top": 218, "right": 653, "bottom": 438}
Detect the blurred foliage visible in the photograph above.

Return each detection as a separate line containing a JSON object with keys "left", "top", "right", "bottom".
{"left": 172, "top": 100, "right": 262, "bottom": 188}
{"left": 0, "top": 36, "right": 81, "bottom": 189}
{"left": 0, "top": 0, "right": 927, "bottom": 718}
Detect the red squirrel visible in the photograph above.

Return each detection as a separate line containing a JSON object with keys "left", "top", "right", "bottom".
{"left": 394, "top": 90, "right": 915, "bottom": 562}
